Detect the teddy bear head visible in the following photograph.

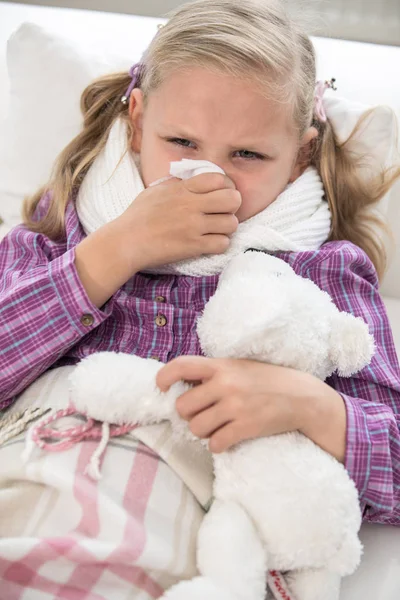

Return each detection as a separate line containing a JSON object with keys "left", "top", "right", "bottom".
{"left": 197, "top": 252, "right": 375, "bottom": 381}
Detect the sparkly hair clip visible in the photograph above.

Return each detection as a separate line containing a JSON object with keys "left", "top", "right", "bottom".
{"left": 121, "top": 62, "right": 144, "bottom": 104}
{"left": 314, "top": 78, "right": 337, "bottom": 123}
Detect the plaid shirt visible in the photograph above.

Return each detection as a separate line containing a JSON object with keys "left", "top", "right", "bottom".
{"left": 1, "top": 192, "right": 399, "bottom": 525}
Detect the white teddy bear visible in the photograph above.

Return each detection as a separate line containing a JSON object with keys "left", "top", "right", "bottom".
{"left": 69, "top": 251, "right": 375, "bottom": 600}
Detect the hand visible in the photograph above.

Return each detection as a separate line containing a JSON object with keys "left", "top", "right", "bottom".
{"left": 116, "top": 173, "right": 242, "bottom": 272}
{"left": 156, "top": 356, "right": 309, "bottom": 453}
{"left": 156, "top": 356, "right": 347, "bottom": 460}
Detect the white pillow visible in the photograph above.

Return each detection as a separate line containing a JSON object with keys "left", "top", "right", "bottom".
{"left": 0, "top": 22, "right": 149, "bottom": 225}
{"left": 0, "top": 22, "right": 398, "bottom": 226}
{"left": 324, "top": 94, "right": 398, "bottom": 214}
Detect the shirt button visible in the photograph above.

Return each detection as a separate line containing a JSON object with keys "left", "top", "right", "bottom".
{"left": 80, "top": 313, "right": 94, "bottom": 327}
{"left": 155, "top": 296, "right": 166, "bottom": 303}
{"left": 155, "top": 314, "right": 167, "bottom": 327}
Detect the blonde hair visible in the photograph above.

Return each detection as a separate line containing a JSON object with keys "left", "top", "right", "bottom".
{"left": 23, "top": 0, "right": 400, "bottom": 279}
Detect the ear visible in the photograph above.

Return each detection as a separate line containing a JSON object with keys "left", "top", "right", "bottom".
{"left": 329, "top": 312, "right": 375, "bottom": 377}
{"left": 289, "top": 126, "right": 319, "bottom": 183}
{"left": 129, "top": 88, "right": 144, "bottom": 153}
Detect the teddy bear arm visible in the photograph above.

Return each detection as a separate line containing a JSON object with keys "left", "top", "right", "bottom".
{"left": 68, "top": 352, "right": 187, "bottom": 426}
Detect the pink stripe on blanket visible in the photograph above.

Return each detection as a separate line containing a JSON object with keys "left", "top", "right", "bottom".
{"left": 50, "top": 442, "right": 104, "bottom": 598}
{"left": 107, "top": 442, "right": 164, "bottom": 596}
{"left": 74, "top": 440, "right": 101, "bottom": 538}
{"left": 0, "top": 539, "right": 104, "bottom": 600}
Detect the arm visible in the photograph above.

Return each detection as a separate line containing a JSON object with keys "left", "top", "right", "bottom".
{"left": 0, "top": 226, "right": 108, "bottom": 407}
{"left": 0, "top": 217, "right": 141, "bottom": 408}
{"left": 291, "top": 242, "right": 400, "bottom": 524}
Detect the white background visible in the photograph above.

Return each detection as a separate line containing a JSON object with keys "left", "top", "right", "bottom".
{"left": 1, "top": 0, "right": 400, "bottom": 46}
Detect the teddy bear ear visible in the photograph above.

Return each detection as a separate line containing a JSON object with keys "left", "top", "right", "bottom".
{"left": 329, "top": 312, "right": 375, "bottom": 377}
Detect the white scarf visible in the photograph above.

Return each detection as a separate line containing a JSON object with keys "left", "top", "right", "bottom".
{"left": 76, "top": 119, "right": 331, "bottom": 276}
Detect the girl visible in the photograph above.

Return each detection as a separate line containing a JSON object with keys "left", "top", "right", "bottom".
{"left": 0, "top": 0, "right": 399, "bottom": 598}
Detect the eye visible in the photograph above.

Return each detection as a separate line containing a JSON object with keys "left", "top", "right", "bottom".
{"left": 167, "top": 138, "right": 196, "bottom": 149}
{"left": 234, "top": 150, "right": 265, "bottom": 161}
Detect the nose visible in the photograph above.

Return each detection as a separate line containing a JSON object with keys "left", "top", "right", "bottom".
{"left": 200, "top": 156, "right": 235, "bottom": 182}
{"left": 199, "top": 154, "right": 224, "bottom": 171}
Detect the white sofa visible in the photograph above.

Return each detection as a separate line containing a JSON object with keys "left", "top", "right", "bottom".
{"left": 0, "top": 3, "right": 399, "bottom": 599}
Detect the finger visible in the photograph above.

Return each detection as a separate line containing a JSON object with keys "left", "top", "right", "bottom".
{"left": 200, "top": 214, "right": 239, "bottom": 236}
{"left": 175, "top": 381, "right": 218, "bottom": 420}
{"left": 184, "top": 173, "right": 236, "bottom": 194}
{"left": 200, "top": 189, "right": 242, "bottom": 214}
{"left": 209, "top": 422, "right": 250, "bottom": 453}
{"left": 156, "top": 356, "right": 217, "bottom": 392}
{"left": 189, "top": 405, "right": 232, "bottom": 439}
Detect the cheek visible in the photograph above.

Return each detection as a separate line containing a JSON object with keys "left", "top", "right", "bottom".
{"left": 139, "top": 135, "right": 175, "bottom": 188}
{"left": 234, "top": 162, "right": 294, "bottom": 222}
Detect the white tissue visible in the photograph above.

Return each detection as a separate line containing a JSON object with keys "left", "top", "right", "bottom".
{"left": 170, "top": 159, "right": 225, "bottom": 179}
{"left": 149, "top": 159, "right": 225, "bottom": 187}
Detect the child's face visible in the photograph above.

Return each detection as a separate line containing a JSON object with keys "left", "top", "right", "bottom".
{"left": 129, "top": 68, "right": 317, "bottom": 222}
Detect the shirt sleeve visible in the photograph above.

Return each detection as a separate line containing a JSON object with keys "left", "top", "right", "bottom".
{"left": 0, "top": 225, "right": 112, "bottom": 409}
{"left": 291, "top": 242, "right": 400, "bottom": 525}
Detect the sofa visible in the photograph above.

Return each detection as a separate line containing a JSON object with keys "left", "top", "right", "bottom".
{"left": 0, "top": 2, "right": 399, "bottom": 599}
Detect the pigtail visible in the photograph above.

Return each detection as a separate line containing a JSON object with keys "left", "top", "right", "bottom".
{"left": 313, "top": 111, "right": 400, "bottom": 281}
{"left": 22, "top": 72, "right": 132, "bottom": 240}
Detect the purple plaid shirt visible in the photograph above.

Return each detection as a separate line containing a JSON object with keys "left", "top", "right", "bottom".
{"left": 1, "top": 192, "right": 400, "bottom": 525}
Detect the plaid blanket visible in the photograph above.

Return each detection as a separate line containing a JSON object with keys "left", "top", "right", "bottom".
{"left": 0, "top": 430, "right": 206, "bottom": 599}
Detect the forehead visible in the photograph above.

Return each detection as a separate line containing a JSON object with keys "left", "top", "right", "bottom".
{"left": 147, "top": 67, "right": 295, "bottom": 141}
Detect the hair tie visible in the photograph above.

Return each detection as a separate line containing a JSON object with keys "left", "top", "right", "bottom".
{"left": 314, "top": 78, "right": 337, "bottom": 123}
{"left": 121, "top": 63, "right": 145, "bottom": 104}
